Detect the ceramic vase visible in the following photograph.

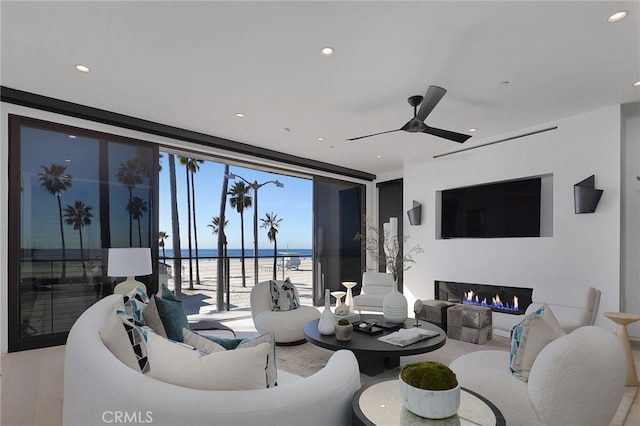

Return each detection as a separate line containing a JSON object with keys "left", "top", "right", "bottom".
{"left": 399, "top": 377, "right": 461, "bottom": 419}
{"left": 383, "top": 280, "right": 408, "bottom": 323}
{"left": 318, "top": 289, "right": 335, "bottom": 335}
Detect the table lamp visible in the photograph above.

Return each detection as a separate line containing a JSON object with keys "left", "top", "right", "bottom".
{"left": 108, "top": 247, "right": 152, "bottom": 295}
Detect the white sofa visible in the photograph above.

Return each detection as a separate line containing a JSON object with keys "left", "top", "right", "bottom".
{"left": 250, "top": 280, "right": 321, "bottom": 344}
{"left": 493, "top": 284, "right": 601, "bottom": 337}
{"left": 352, "top": 271, "right": 395, "bottom": 312}
{"left": 63, "top": 294, "right": 361, "bottom": 426}
{"left": 449, "top": 326, "right": 626, "bottom": 426}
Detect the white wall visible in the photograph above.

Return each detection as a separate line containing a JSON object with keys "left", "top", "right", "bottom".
{"left": 403, "top": 105, "right": 622, "bottom": 332}
{"left": 621, "top": 102, "right": 640, "bottom": 339}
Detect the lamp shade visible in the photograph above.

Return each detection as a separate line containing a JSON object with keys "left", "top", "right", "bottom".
{"left": 107, "top": 247, "right": 152, "bottom": 277}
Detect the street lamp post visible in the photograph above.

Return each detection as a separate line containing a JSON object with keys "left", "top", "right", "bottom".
{"left": 226, "top": 173, "right": 284, "bottom": 285}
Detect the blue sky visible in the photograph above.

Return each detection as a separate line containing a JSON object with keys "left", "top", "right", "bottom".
{"left": 158, "top": 153, "right": 313, "bottom": 251}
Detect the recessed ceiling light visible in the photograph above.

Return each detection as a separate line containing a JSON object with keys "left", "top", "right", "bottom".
{"left": 235, "top": 113, "right": 245, "bottom": 117}
{"left": 607, "top": 11, "right": 628, "bottom": 23}
{"left": 376, "top": 155, "right": 382, "bottom": 159}
{"left": 321, "top": 47, "right": 334, "bottom": 56}
{"left": 75, "top": 64, "right": 90, "bottom": 73}
{"left": 317, "top": 137, "right": 324, "bottom": 141}
{"left": 68, "top": 134, "right": 77, "bottom": 139}
{"left": 499, "top": 81, "right": 510, "bottom": 87}
{"left": 469, "top": 128, "right": 477, "bottom": 132}
{"left": 633, "top": 81, "right": 640, "bottom": 87}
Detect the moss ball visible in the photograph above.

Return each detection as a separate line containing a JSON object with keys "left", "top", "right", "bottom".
{"left": 400, "top": 361, "right": 458, "bottom": 391}
{"left": 337, "top": 318, "right": 350, "bottom": 326}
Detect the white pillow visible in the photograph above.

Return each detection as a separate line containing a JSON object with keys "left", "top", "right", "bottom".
{"left": 145, "top": 332, "right": 269, "bottom": 390}
{"left": 182, "top": 329, "right": 278, "bottom": 388}
{"left": 510, "top": 303, "right": 565, "bottom": 381}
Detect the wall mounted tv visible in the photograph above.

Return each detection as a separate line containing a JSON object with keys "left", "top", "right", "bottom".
{"left": 439, "top": 177, "right": 543, "bottom": 238}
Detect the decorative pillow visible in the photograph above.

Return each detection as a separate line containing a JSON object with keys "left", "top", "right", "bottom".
{"left": 142, "top": 295, "right": 189, "bottom": 342}
{"left": 142, "top": 296, "right": 167, "bottom": 336}
{"left": 109, "top": 287, "right": 150, "bottom": 326}
{"left": 510, "top": 303, "right": 565, "bottom": 381}
{"left": 100, "top": 310, "right": 150, "bottom": 374}
{"left": 145, "top": 332, "right": 270, "bottom": 390}
{"left": 269, "top": 278, "right": 300, "bottom": 311}
{"left": 182, "top": 329, "right": 278, "bottom": 387}
{"left": 160, "top": 283, "right": 180, "bottom": 301}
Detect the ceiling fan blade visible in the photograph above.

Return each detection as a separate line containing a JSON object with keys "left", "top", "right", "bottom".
{"left": 415, "top": 85, "right": 447, "bottom": 122}
{"left": 423, "top": 126, "right": 472, "bottom": 143}
{"left": 346, "top": 129, "right": 401, "bottom": 141}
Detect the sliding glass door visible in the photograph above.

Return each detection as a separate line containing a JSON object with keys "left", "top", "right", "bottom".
{"left": 313, "top": 176, "right": 365, "bottom": 305}
{"left": 8, "top": 115, "right": 158, "bottom": 351}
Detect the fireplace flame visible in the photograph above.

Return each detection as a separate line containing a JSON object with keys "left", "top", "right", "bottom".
{"left": 462, "top": 291, "right": 520, "bottom": 312}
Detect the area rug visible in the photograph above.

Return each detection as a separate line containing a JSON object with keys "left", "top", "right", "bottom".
{"left": 275, "top": 336, "right": 637, "bottom": 425}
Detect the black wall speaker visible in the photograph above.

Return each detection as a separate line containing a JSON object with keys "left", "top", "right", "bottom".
{"left": 407, "top": 200, "right": 422, "bottom": 225}
{"left": 574, "top": 175, "right": 603, "bottom": 214}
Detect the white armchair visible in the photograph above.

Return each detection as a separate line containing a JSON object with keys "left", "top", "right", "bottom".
{"left": 449, "top": 326, "right": 626, "bottom": 426}
{"left": 250, "top": 280, "right": 320, "bottom": 345}
{"left": 493, "top": 285, "right": 601, "bottom": 337}
{"left": 524, "top": 285, "right": 600, "bottom": 332}
{"left": 352, "top": 272, "right": 394, "bottom": 312}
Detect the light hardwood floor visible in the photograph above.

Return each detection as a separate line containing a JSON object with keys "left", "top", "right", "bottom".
{"left": 2, "top": 339, "right": 639, "bottom": 426}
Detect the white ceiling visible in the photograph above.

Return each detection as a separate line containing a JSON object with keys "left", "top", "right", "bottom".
{"left": 2, "top": 1, "right": 639, "bottom": 177}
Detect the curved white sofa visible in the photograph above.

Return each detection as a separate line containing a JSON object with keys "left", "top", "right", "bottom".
{"left": 250, "top": 280, "right": 321, "bottom": 344}
{"left": 449, "top": 326, "right": 625, "bottom": 426}
{"left": 63, "top": 295, "right": 361, "bottom": 426}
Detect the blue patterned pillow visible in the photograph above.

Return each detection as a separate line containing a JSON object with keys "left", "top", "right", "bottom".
{"left": 269, "top": 278, "right": 300, "bottom": 311}
{"left": 509, "top": 304, "right": 565, "bottom": 381}
{"left": 115, "top": 287, "right": 149, "bottom": 323}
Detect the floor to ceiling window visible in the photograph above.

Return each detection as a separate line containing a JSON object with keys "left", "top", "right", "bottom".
{"left": 8, "top": 115, "right": 157, "bottom": 351}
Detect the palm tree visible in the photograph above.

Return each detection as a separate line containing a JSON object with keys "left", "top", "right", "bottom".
{"left": 38, "top": 164, "right": 73, "bottom": 279}
{"left": 209, "top": 216, "right": 230, "bottom": 306}
{"left": 158, "top": 231, "right": 168, "bottom": 261}
{"left": 217, "top": 165, "right": 230, "bottom": 310}
{"left": 229, "top": 181, "right": 252, "bottom": 287}
{"left": 63, "top": 200, "right": 93, "bottom": 281}
{"left": 127, "top": 195, "right": 148, "bottom": 247}
{"left": 260, "top": 212, "right": 282, "bottom": 280}
{"left": 207, "top": 216, "right": 229, "bottom": 239}
{"left": 187, "top": 158, "right": 204, "bottom": 285}
{"left": 116, "top": 160, "right": 144, "bottom": 246}
{"left": 178, "top": 156, "right": 204, "bottom": 289}
{"left": 168, "top": 154, "right": 182, "bottom": 298}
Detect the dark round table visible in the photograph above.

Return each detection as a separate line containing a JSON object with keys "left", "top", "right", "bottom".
{"left": 303, "top": 314, "right": 446, "bottom": 376}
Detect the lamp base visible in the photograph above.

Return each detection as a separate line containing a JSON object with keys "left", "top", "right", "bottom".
{"left": 113, "top": 277, "right": 147, "bottom": 295}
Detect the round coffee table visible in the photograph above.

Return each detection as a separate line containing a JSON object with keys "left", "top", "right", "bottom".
{"left": 303, "top": 314, "right": 446, "bottom": 376}
{"left": 352, "top": 378, "right": 506, "bottom": 426}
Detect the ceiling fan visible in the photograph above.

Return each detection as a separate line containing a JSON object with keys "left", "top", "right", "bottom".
{"left": 346, "top": 85, "right": 472, "bottom": 143}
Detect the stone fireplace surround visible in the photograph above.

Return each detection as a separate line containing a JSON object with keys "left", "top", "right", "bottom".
{"left": 435, "top": 281, "right": 534, "bottom": 337}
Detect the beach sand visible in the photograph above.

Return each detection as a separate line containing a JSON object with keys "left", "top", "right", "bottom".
{"left": 165, "top": 257, "right": 315, "bottom": 314}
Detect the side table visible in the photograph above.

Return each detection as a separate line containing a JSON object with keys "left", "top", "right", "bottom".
{"left": 352, "top": 378, "right": 505, "bottom": 425}
{"left": 604, "top": 312, "right": 640, "bottom": 387}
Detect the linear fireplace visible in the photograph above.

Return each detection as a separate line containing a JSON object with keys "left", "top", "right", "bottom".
{"left": 435, "top": 281, "right": 533, "bottom": 315}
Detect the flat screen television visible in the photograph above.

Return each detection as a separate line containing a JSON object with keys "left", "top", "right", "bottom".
{"left": 440, "top": 177, "right": 542, "bottom": 238}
